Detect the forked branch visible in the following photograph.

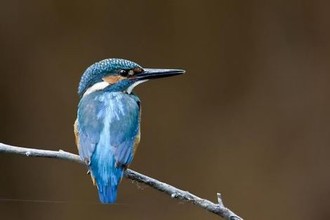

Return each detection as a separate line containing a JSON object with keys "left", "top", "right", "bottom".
{"left": 0, "top": 142, "right": 243, "bottom": 220}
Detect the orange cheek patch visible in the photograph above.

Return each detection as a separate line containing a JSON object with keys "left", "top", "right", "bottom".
{"left": 102, "top": 75, "right": 125, "bottom": 84}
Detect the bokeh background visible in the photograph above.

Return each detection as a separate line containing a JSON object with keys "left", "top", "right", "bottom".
{"left": 1, "top": 1, "right": 330, "bottom": 219}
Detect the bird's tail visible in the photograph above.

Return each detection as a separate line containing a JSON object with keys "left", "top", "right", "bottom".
{"left": 95, "top": 167, "right": 124, "bottom": 203}
{"left": 90, "top": 146, "right": 124, "bottom": 204}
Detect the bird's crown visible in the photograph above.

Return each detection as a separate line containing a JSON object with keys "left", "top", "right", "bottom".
{"left": 78, "top": 58, "right": 141, "bottom": 97}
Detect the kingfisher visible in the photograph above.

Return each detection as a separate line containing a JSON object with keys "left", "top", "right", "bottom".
{"left": 74, "top": 58, "right": 184, "bottom": 203}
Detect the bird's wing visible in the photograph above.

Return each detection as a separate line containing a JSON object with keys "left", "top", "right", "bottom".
{"left": 76, "top": 91, "right": 140, "bottom": 166}
{"left": 76, "top": 93, "right": 103, "bottom": 164}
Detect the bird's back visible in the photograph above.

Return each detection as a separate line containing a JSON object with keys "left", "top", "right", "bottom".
{"left": 75, "top": 90, "right": 141, "bottom": 203}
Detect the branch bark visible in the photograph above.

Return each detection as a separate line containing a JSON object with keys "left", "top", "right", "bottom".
{"left": 0, "top": 142, "right": 243, "bottom": 220}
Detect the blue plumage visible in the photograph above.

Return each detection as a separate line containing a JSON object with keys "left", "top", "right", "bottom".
{"left": 77, "top": 91, "right": 140, "bottom": 203}
{"left": 75, "top": 58, "right": 184, "bottom": 203}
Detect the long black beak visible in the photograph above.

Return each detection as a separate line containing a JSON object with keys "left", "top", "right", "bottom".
{"left": 135, "top": 68, "right": 185, "bottom": 80}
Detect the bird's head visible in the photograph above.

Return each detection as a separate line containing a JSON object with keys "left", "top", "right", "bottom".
{"left": 78, "top": 58, "right": 185, "bottom": 97}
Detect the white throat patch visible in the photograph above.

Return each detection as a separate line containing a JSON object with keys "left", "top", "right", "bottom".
{"left": 82, "top": 79, "right": 148, "bottom": 97}
{"left": 126, "top": 80, "right": 148, "bottom": 94}
{"left": 83, "top": 81, "right": 109, "bottom": 97}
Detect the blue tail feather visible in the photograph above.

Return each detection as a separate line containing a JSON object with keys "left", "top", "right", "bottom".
{"left": 90, "top": 144, "right": 124, "bottom": 204}
{"left": 96, "top": 178, "right": 119, "bottom": 203}
{"left": 92, "top": 164, "right": 124, "bottom": 204}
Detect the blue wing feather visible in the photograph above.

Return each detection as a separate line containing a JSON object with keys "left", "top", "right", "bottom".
{"left": 76, "top": 91, "right": 140, "bottom": 203}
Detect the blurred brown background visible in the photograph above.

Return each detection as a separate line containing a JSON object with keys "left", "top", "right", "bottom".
{"left": 1, "top": 0, "right": 330, "bottom": 219}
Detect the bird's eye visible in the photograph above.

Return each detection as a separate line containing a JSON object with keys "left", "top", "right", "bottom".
{"left": 119, "top": 70, "right": 129, "bottom": 77}
{"left": 119, "top": 68, "right": 143, "bottom": 77}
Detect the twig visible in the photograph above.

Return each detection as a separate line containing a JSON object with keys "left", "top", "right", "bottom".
{"left": 0, "top": 142, "right": 243, "bottom": 220}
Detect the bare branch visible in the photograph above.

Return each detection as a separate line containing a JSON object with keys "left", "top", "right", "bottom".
{"left": 0, "top": 142, "right": 243, "bottom": 220}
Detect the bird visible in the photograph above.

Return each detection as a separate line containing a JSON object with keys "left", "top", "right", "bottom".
{"left": 74, "top": 58, "right": 185, "bottom": 203}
